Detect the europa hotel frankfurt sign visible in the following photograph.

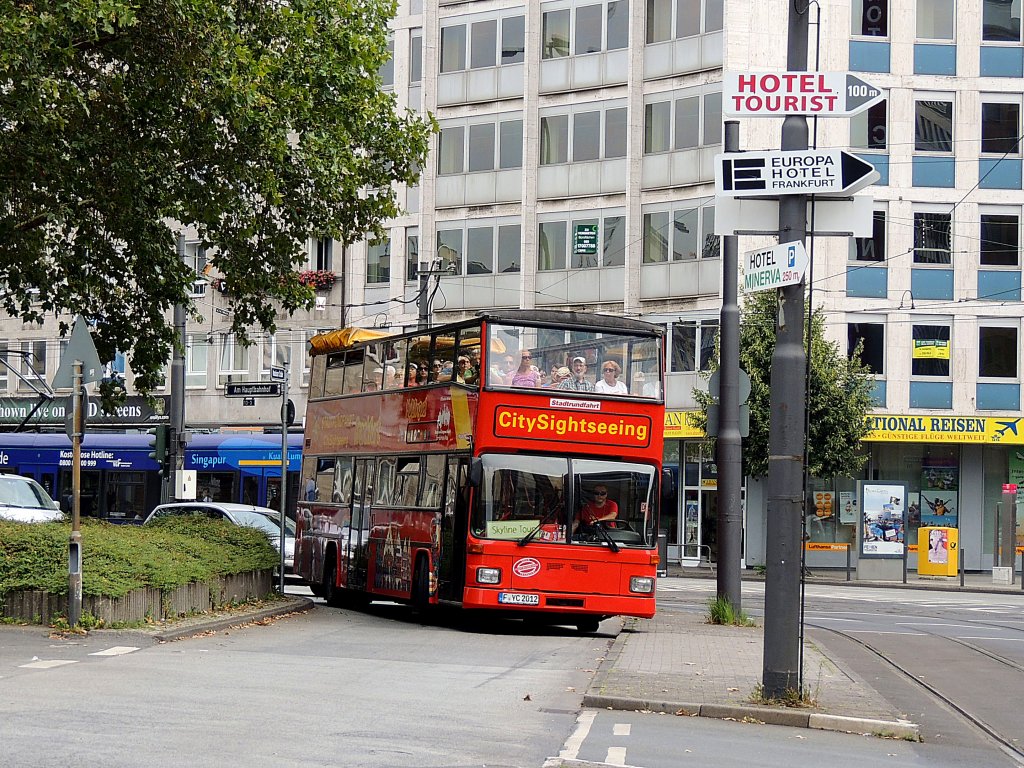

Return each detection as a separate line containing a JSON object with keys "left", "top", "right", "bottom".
{"left": 715, "top": 149, "right": 880, "bottom": 197}
{"left": 723, "top": 72, "right": 884, "bottom": 117}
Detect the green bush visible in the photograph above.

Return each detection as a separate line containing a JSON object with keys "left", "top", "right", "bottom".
{"left": 0, "top": 518, "right": 278, "bottom": 598}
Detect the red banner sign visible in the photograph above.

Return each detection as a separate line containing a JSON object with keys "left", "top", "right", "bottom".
{"left": 494, "top": 405, "right": 652, "bottom": 448}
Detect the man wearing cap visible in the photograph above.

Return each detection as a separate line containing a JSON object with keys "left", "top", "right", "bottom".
{"left": 559, "top": 356, "right": 595, "bottom": 391}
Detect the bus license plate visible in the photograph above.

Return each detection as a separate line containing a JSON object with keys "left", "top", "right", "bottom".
{"left": 498, "top": 592, "right": 540, "bottom": 606}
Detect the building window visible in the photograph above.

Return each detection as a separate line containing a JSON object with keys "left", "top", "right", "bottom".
{"left": 917, "top": 0, "right": 954, "bottom": 39}
{"left": 406, "top": 229, "right": 420, "bottom": 283}
{"left": 379, "top": 39, "right": 394, "bottom": 86}
{"left": 980, "top": 213, "right": 1018, "bottom": 266}
{"left": 979, "top": 327, "right": 1018, "bottom": 377}
{"left": 186, "top": 242, "right": 208, "bottom": 297}
{"left": 467, "top": 227, "right": 494, "bottom": 274}
{"left": 315, "top": 238, "right": 333, "bottom": 272}
{"left": 671, "top": 320, "right": 719, "bottom": 372}
{"left": 437, "top": 127, "right": 465, "bottom": 174}
{"left": 367, "top": 238, "right": 391, "bottom": 284}
{"left": 643, "top": 204, "right": 716, "bottom": 262}
{"left": 261, "top": 335, "right": 288, "bottom": 381}
{"left": 471, "top": 20, "right": 497, "bottom": 68}
{"left": 911, "top": 324, "right": 951, "bottom": 376}
{"left": 497, "top": 224, "right": 521, "bottom": 273}
{"left": 219, "top": 333, "right": 248, "bottom": 382}
{"left": 502, "top": 16, "right": 526, "bottom": 63}
{"left": 848, "top": 323, "right": 885, "bottom": 374}
{"left": 603, "top": 216, "right": 626, "bottom": 267}
{"left": 538, "top": 221, "right": 567, "bottom": 270}
{"left": 542, "top": 9, "right": 571, "bottom": 58}
{"left": 575, "top": 4, "right": 603, "bottom": 54}
{"left": 410, "top": 33, "right": 423, "bottom": 83}
{"left": 20, "top": 340, "right": 45, "bottom": 386}
{"left": 437, "top": 229, "right": 464, "bottom": 275}
{"left": 0, "top": 341, "right": 7, "bottom": 390}
{"left": 573, "top": 111, "right": 601, "bottom": 161}
{"left": 645, "top": 102, "right": 671, "bottom": 153}
{"left": 185, "top": 335, "right": 208, "bottom": 388}
{"left": 913, "top": 212, "right": 951, "bottom": 263}
{"left": 499, "top": 119, "right": 523, "bottom": 168}
{"left": 981, "top": 101, "right": 1020, "bottom": 154}
{"left": 983, "top": 0, "right": 1022, "bottom": 41}
{"left": 468, "top": 123, "right": 496, "bottom": 172}
{"left": 440, "top": 25, "right": 467, "bottom": 72}
{"left": 540, "top": 115, "right": 569, "bottom": 164}
{"left": 648, "top": 0, "right": 721, "bottom": 41}
{"left": 605, "top": 107, "right": 627, "bottom": 159}
{"left": 607, "top": 0, "right": 629, "bottom": 48}
{"left": 645, "top": 92, "right": 722, "bottom": 154}
{"left": 915, "top": 99, "right": 954, "bottom": 152}
{"left": 850, "top": 210, "right": 886, "bottom": 261}
{"left": 852, "top": 0, "right": 888, "bottom": 36}
{"left": 851, "top": 99, "right": 887, "bottom": 150}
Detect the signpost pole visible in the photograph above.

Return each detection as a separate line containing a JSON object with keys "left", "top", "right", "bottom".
{"left": 167, "top": 232, "right": 187, "bottom": 504}
{"left": 279, "top": 364, "right": 290, "bottom": 594}
{"left": 717, "top": 120, "right": 743, "bottom": 613}
{"left": 68, "top": 361, "right": 84, "bottom": 628}
{"left": 763, "top": 0, "right": 809, "bottom": 700}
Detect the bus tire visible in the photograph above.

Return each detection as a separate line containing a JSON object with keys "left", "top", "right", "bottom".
{"left": 322, "top": 552, "right": 343, "bottom": 608}
{"left": 576, "top": 616, "right": 601, "bottom": 634}
{"left": 412, "top": 555, "right": 430, "bottom": 614}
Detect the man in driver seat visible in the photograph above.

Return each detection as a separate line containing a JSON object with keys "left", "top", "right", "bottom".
{"left": 574, "top": 484, "right": 619, "bottom": 531}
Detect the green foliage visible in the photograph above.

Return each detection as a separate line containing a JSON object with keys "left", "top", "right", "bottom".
{"left": 0, "top": 0, "right": 434, "bottom": 395}
{"left": 751, "top": 682, "right": 818, "bottom": 708}
{"left": 0, "top": 518, "right": 278, "bottom": 598}
{"left": 706, "top": 596, "right": 756, "bottom": 626}
{"left": 695, "top": 291, "right": 876, "bottom": 479}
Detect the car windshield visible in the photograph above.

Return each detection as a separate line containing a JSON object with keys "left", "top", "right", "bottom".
{"left": 0, "top": 476, "right": 60, "bottom": 510}
{"left": 471, "top": 454, "right": 657, "bottom": 547}
{"left": 233, "top": 510, "right": 286, "bottom": 538}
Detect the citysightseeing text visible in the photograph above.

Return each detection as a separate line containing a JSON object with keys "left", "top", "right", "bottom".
{"left": 494, "top": 406, "right": 651, "bottom": 447}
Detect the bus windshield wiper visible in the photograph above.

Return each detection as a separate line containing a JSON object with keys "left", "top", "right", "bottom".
{"left": 518, "top": 522, "right": 543, "bottom": 547}
{"left": 594, "top": 521, "right": 620, "bottom": 553}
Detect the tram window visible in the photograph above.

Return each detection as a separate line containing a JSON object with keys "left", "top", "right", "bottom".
{"left": 396, "top": 457, "right": 421, "bottom": 506}
{"left": 324, "top": 352, "right": 346, "bottom": 397}
{"left": 342, "top": 349, "right": 364, "bottom": 394}
{"left": 333, "top": 457, "right": 353, "bottom": 504}
{"left": 421, "top": 454, "right": 445, "bottom": 508}
{"left": 309, "top": 354, "right": 327, "bottom": 398}
{"left": 375, "top": 457, "right": 397, "bottom": 505}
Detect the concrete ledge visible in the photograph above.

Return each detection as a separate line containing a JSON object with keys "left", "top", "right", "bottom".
{"left": 582, "top": 694, "right": 700, "bottom": 715}
{"left": 699, "top": 703, "right": 810, "bottom": 727}
{"left": 809, "top": 713, "right": 920, "bottom": 740}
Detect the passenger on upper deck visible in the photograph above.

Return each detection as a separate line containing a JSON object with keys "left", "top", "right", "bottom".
{"left": 507, "top": 351, "right": 542, "bottom": 387}
{"left": 558, "top": 357, "right": 596, "bottom": 392}
{"left": 595, "top": 360, "right": 628, "bottom": 394}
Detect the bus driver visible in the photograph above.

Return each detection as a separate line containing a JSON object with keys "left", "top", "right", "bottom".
{"left": 574, "top": 484, "right": 618, "bottom": 531}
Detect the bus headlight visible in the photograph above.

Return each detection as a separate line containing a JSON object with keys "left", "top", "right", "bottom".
{"left": 629, "top": 576, "right": 655, "bottom": 594}
{"left": 476, "top": 567, "right": 502, "bottom": 584}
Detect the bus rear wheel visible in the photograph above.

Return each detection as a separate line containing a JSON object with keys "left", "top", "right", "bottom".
{"left": 412, "top": 555, "right": 430, "bottom": 614}
{"left": 322, "top": 553, "right": 343, "bottom": 608}
{"left": 576, "top": 616, "right": 601, "bottom": 634}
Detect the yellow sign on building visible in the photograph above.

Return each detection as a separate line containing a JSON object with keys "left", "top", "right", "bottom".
{"left": 864, "top": 415, "right": 1024, "bottom": 444}
{"left": 664, "top": 410, "right": 704, "bottom": 439}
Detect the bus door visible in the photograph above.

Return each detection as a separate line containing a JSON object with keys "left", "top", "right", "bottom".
{"left": 346, "top": 458, "right": 374, "bottom": 591}
{"left": 438, "top": 458, "right": 469, "bottom": 602}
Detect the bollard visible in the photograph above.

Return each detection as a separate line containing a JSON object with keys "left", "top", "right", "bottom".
{"left": 960, "top": 545, "right": 964, "bottom": 588}
{"left": 846, "top": 543, "right": 851, "bottom": 582}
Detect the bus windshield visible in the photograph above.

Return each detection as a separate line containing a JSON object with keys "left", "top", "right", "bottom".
{"left": 486, "top": 321, "right": 662, "bottom": 398}
{"left": 473, "top": 454, "right": 657, "bottom": 548}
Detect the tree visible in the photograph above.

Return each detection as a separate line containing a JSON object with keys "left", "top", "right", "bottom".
{"left": 696, "top": 290, "right": 876, "bottom": 479}
{"left": 0, "top": 0, "right": 433, "bottom": 393}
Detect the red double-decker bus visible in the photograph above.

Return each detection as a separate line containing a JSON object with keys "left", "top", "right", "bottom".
{"left": 294, "top": 310, "right": 665, "bottom": 631}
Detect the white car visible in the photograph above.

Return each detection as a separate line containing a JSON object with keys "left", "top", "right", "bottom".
{"left": 144, "top": 502, "right": 295, "bottom": 572}
{"left": 0, "top": 474, "right": 65, "bottom": 523}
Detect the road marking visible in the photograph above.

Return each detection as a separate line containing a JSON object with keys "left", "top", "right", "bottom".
{"left": 807, "top": 617, "right": 862, "bottom": 622}
{"left": 957, "top": 636, "right": 1024, "bottom": 642}
{"left": 613, "top": 723, "right": 631, "bottom": 736}
{"left": 895, "top": 623, "right": 978, "bottom": 629}
{"left": 19, "top": 660, "right": 78, "bottom": 669}
{"left": 605, "top": 746, "right": 628, "bottom": 765}
{"left": 845, "top": 630, "right": 925, "bottom": 636}
{"left": 559, "top": 710, "right": 596, "bottom": 760}
{"left": 89, "top": 646, "right": 139, "bottom": 656}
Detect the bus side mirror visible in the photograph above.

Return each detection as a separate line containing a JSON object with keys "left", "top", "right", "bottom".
{"left": 468, "top": 458, "right": 483, "bottom": 487}
{"left": 661, "top": 468, "right": 676, "bottom": 500}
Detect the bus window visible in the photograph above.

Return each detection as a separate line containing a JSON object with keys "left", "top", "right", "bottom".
{"left": 432, "top": 332, "right": 456, "bottom": 382}
{"left": 324, "top": 353, "right": 346, "bottom": 397}
{"left": 342, "top": 349, "right": 364, "bottom": 394}
{"left": 475, "top": 454, "right": 567, "bottom": 542}
{"left": 572, "top": 459, "right": 657, "bottom": 546}
{"left": 385, "top": 340, "right": 407, "bottom": 389}
{"left": 627, "top": 338, "right": 662, "bottom": 398}
{"left": 309, "top": 354, "right": 327, "bottom": 399}
{"left": 333, "top": 457, "right": 353, "bottom": 504}
{"left": 314, "top": 457, "right": 335, "bottom": 502}
{"left": 375, "top": 457, "right": 397, "bottom": 505}
{"left": 455, "top": 326, "right": 483, "bottom": 386}
{"left": 395, "top": 457, "right": 421, "bottom": 506}
{"left": 363, "top": 344, "right": 386, "bottom": 392}
{"left": 408, "top": 334, "right": 431, "bottom": 386}
{"left": 421, "top": 454, "right": 445, "bottom": 507}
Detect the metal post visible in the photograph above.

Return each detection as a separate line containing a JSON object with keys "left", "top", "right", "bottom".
{"left": 68, "top": 362, "right": 84, "bottom": 627}
{"left": 167, "top": 233, "right": 188, "bottom": 504}
{"left": 846, "top": 544, "right": 851, "bottom": 582}
{"left": 1000, "top": 488, "right": 1016, "bottom": 568}
{"left": 279, "top": 365, "right": 290, "bottom": 594}
{"left": 418, "top": 270, "right": 430, "bottom": 331}
{"left": 762, "top": 0, "right": 809, "bottom": 699}
{"left": 716, "top": 121, "right": 743, "bottom": 613}
{"left": 960, "top": 545, "right": 965, "bottom": 588}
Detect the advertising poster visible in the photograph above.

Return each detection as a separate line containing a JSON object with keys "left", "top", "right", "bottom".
{"left": 839, "top": 491, "right": 858, "bottom": 525}
{"left": 919, "top": 490, "right": 957, "bottom": 528}
{"left": 812, "top": 490, "right": 835, "bottom": 518}
{"left": 1010, "top": 450, "right": 1024, "bottom": 487}
{"left": 860, "top": 482, "right": 906, "bottom": 557}
{"left": 926, "top": 528, "right": 949, "bottom": 565}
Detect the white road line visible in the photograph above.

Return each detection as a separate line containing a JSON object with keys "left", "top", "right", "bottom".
{"left": 89, "top": 646, "right": 139, "bottom": 656}
{"left": 19, "top": 660, "right": 78, "bottom": 669}
{"left": 613, "top": 723, "right": 632, "bottom": 736}
{"left": 559, "top": 710, "right": 596, "bottom": 761}
{"left": 957, "top": 636, "right": 1024, "bottom": 642}
{"left": 806, "top": 617, "right": 862, "bottom": 622}
{"left": 605, "top": 746, "right": 628, "bottom": 766}
{"left": 845, "top": 630, "right": 925, "bottom": 636}
{"left": 895, "top": 623, "right": 978, "bottom": 629}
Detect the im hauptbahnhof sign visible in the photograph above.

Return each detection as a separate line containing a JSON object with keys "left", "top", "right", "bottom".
{"left": 723, "top": 72, "right": 884, "bottom": 117}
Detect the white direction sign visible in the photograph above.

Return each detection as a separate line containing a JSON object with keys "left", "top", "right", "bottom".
{"left": 716, "top": 149, "right": 879, "bottom": 197}
{"left": 743, "top": 241, "right": 808, "bottom": 293}
{"left": 724, "top": 72, "right": 884, "bottom": 118}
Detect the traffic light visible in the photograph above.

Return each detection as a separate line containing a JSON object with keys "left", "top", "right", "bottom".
{"left": 147, "top": 425, "right": 169, "bottom": 476}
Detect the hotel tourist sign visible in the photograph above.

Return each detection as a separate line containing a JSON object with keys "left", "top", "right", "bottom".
{"left": 723, "top": 72, "right": 884, "bottom": 117}
{"left": 742, "top": 241, "right": 808, "bottom": 293}
{"left": 716, "top": 150, "right": 879, "bottom": 197}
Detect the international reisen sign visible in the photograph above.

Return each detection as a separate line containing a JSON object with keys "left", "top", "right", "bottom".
{"left": 864, "top": 415, "right": 1024, "bottom": 444}
{"left": 494, "top": 406, "right": 652, "bottom": 448}
{"left": 664, "top": 410, "right": 704, "bottom": 439}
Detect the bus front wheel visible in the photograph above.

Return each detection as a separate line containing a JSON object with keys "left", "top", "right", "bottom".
{"left": 412, "top": 555, "right": 430, "bottom": 614}
{"left": 576, "top": 616, "right": 601, "bottom": 633}
{"left": 322, "top": 553, "right": 343, "bottom": 608}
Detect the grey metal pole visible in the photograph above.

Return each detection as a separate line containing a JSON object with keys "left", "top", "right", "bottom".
{"left": 762, "top": 0, "right": 810, "bottom": 699}
{"left": 68, "top": 362, "right": 84, "bottom": 627}
{"left": 167, "top": 233, "right": 187, "bottom": 503}
{"left": 279, "top": 365, "right": 290, "bottom": 594}
{"left": 716, "top": 121, "right": 743, "bottom": 612}
{"left": 418, "top": 269, "right": 430, "bottom": 331}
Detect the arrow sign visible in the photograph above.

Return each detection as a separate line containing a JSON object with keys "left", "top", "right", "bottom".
{"left": 723, "top": 72, "right": 884, "bottom": 117}
{"left": 716, "top": 149, "right": 879, "bottom": 197}
{"left": 743, "top": 241, "right": 808, "bottom": 293}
